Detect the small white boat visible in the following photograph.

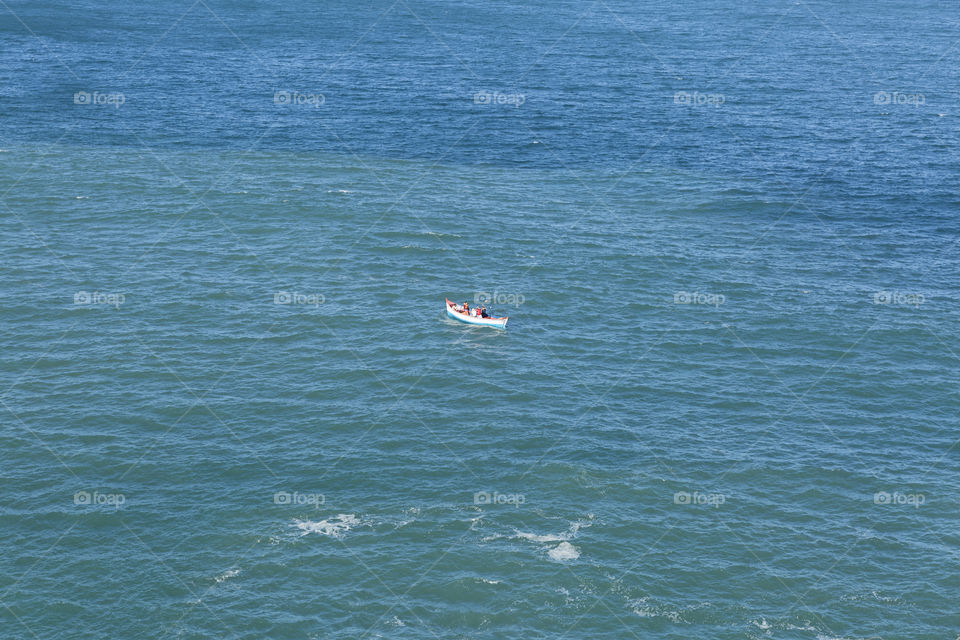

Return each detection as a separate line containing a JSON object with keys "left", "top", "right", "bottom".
{"left": 445, "top": 298, "right": 508, "bottom": 329}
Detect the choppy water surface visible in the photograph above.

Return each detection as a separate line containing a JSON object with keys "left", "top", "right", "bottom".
{"left": 1, "top": 1, "right": 958, "bottom": 638}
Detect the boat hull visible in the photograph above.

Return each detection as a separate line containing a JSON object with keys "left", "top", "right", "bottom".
{"left": 445, "top": 298, "right": 508, "bottom": 328}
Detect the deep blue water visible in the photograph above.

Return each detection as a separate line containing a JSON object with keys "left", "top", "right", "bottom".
{"left": 1, "top": 1, "right": 959, "bottom": 638}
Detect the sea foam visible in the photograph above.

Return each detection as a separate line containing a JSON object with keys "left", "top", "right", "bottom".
{"left": 294, "top": 514, "right": 360, "bottom": 539}
{"left": 548, "top": 541, "right": 580, "bottom": 562}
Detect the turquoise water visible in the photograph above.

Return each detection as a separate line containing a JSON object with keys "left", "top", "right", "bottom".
{"left": 2, "top": 1, "right": 959, "bottom": 638}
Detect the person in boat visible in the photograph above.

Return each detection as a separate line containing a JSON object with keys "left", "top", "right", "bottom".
{"left": 479, "top": 306, "right": 489, "bottom": 318}
{"left": 462, "top": 302, "right": 470, "bottom": 315}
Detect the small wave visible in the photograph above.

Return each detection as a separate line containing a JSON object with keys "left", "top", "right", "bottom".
{"left": 515, "top": 531, "right": 567, "bottom": 543}
{"left": 513, "top": 516, "right": 593, "bottom": 544}
{"left": 629, "top": 598, "right": 683, "bottom": 623}
{"left": 841, "top": 590, "right": 900, "bottom": 604}
{"left": 548, "top": 541, "right": 579, "bottom": 562}
{"left": 569, "top": 517, "right": 593, "bottom": 535}
{"left": 294, "top": 514, "right": 360, "bottom": 539}
{"left": 327, "top": 189, "right": 353, "bottom": 194}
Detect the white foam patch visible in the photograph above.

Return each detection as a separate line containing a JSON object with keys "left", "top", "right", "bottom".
{"left": 548, "top": 542, "right": 580, "bottom": 562}
{"left": 294, "top": 514, "right": 360, "bottom": 539}
{"left": 752, "top": 618, "right": 771, "bottom": 630}
{"left": 215, "top": 568, "right": 240, "bottom": 583}
{"left": 327, "top": 189, "right": 353, "bottom": 194}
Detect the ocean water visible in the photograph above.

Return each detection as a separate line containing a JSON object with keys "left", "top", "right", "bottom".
{"left": 1, "top": 1, "right": 959, "bottom": 638}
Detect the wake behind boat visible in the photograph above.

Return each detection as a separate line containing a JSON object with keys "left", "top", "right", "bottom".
{"left": 445, "top": 298, "right": 508, "bottom": 329}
